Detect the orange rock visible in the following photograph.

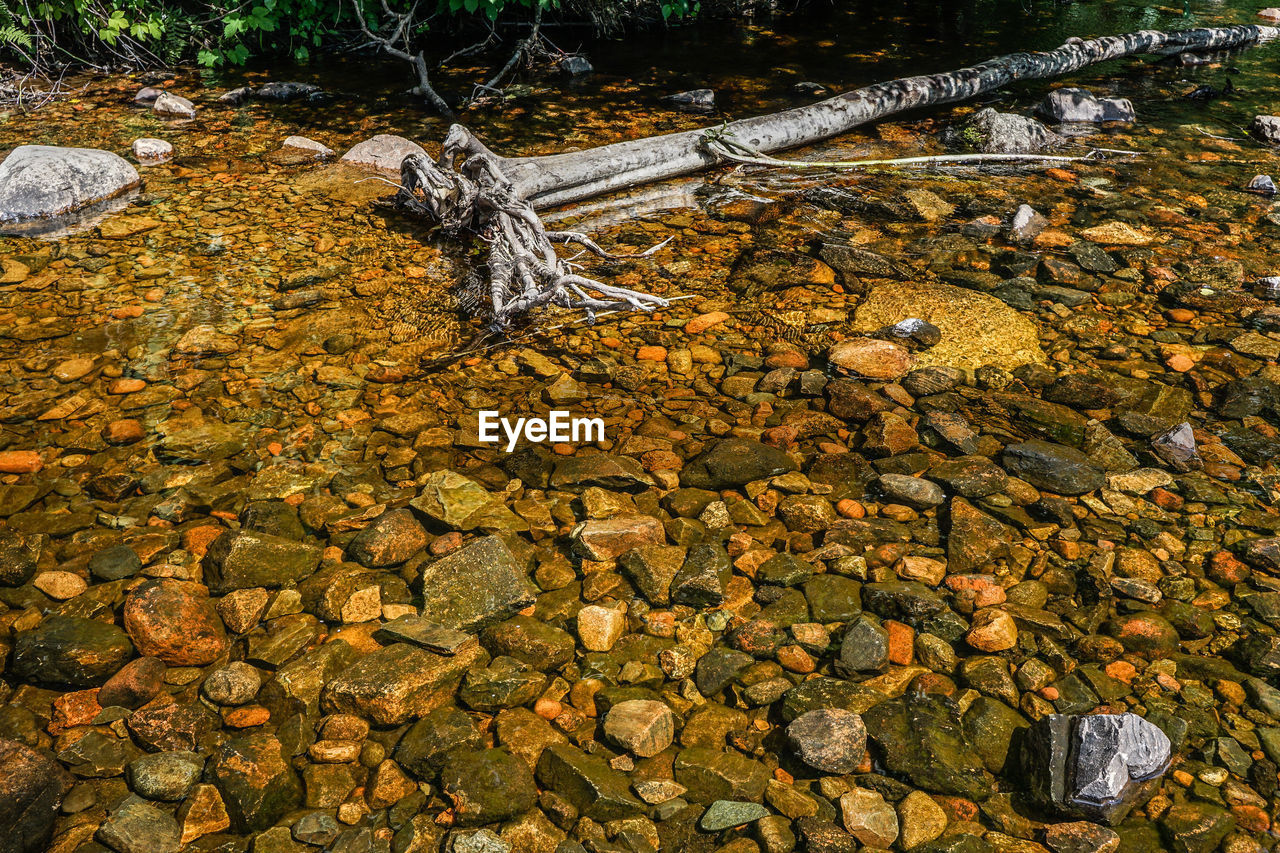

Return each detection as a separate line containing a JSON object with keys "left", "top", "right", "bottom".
{"left": 534, "top": 698, "right": 563, "bottom": 720}
{"left": 224, "top": 706, "right": 270, "bottom": 728}
{"left": 777, "top": 645, "right": 816, "bottom": 674}
{"left": 108, "top": 378, "right": 147, "bottom": 394}
{"left": 636, "top": 345, "right": 668, "bottom": 361}
{"left": 181, "top": 525, "right": 224, "bottom": 559}
{"left": 685, "top": 311, "right": 731, "bottom": 334}
{"left": 885, "top": 620, "right": 914, "bottom": 666}
{"left": 765, "top": 350, "right": 808, "bottom": 369}
{"left": 123, "top": 579, "right": 229, "bottom": 666}
{"left": 1045, "top": 168, "right": 1077, "bottom": 183}
{"left": 0, "top": 450, "right": 42, "bottom": 474}
{"left": 50, "top": 689, "right": 103, "bottom": 735}
{"left": 1165, "top": 308, "right": 1196, "bottom": 323}
{"left": 1232, "top": 805, "right": 1270, "bottom": 833}
{"left": 1165, "top": 353, "right": 1195, "bottom": 373}
{"left": 102, "top": 419, "right": 145, "bottom": 445}
{"left": 836, "top": 499, "right": 865, "bottom": 519}
{"left": 1104, "top": 660, "right": 1137, "bottom": 683}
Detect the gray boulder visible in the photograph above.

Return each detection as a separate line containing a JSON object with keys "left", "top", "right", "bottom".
{"left": 1023, "top": 712, "right": 1171, "bottom": 825}
{"left": 340, "top": 134, "right": 428, "bottom": 172}
{"left": 955, "top": 108, "right": 1063, "bottom": 154}
{"left": 1252, "top": 115, "right": 1280, "bottom": 145}
{"left": 1037, "top": 88, "right": 1135, "bottom": 123}
{"left": 0, "top": 145, "right": 140, "bottom": 223}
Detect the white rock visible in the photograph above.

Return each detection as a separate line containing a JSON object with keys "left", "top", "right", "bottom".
{"left": 1038, "top": 88, "right": 1135, "bottom": 123}
{"left": 1009, "top": 204, "right": 1049, "bottom": 242}
{"left": 0, "top": 145, "right": 141, "bottom": 223}
{"left": 282, "top": 136, "right": 334, "bottom": 158}
{"left": 132, "top": 138, "right": 173, "bottom": 161}
{"left": 340, "top": 134, "right": 427, "bottom": 172}
{"left": 1259, "top": 7, "right": 1280, "bottom": 20}
{"left": 153, "top": 92, "right": 196, "bottom": 119}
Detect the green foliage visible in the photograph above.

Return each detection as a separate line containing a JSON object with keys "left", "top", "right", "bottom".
{"left": 2, "top": 0, "right": 697, "bottom": 68}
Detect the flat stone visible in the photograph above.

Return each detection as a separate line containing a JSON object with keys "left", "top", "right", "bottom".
{"left": 209, "top": 733, "right": 303, "bottom": 833}
{"left": 700, "top": 800, "right": 770, "bottom": 831}
{"left": 322, "top": 641, "right": 483, "bottom": 726}
{"left": 97, "top": 797, "right": 181, "bottom": 853}
{"left": 12, "top": 615, "right": 134, "bottom": 688}
{"left": 786, "top": 709, "right": 866, "bottom": 774}
{"left": 417, "top": 535, "right": 537, "bottom": 632}
{"left": 0, "top": 738, "right": 74, "bottom": 853}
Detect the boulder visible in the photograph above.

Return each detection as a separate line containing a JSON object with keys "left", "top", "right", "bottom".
{"left": 131, "top": 138, "right": 173, "bottom": 161}
{"left": 1023, "top": 713, "right": 1171, "bottom": 824}
{"left": 153, "top": 92, "right": 196, "bottom": 118}
{"left": 0, "top": 146, "right": 140, "bottom": 223}
{"left": 1037, "top": 88, "right": 1135, "bottom": 123}
{"left": 1252, "top": 115, "right": 1280, "bottom": 145}
{"left": 955, "top": 108, "right": 1063, "bottom": 154}
{"left": 12, "top": 615, "right": 134, "bottom": 688}
{"left": 340, "top": 134, "right": 428, "bottom": 171}
{"left": 282, "top": 136, "right": 334, "bottom": 158}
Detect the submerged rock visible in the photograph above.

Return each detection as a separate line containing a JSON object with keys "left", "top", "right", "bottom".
{"left": 0, "top": 739, "right": 74, "bottom": 853}
{"left": 952, "top": 107, "right": 1063, "bottom": 153}
{"left": 1037, "top": 87, "right": 1135, "bottom": 123}
{"left": 663, "top": 88, "right": 715, "bottom": 109}
{"left": 0, "top": 145, "right": 140, "bottom": 223}
{"left": 1023, "top": 713, "right": 1171, "bottom": 824}
{"left": 340, "top": 135, "right": 428, "bottom": 171}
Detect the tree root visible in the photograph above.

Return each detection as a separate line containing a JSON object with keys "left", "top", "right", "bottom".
{"left": 397, "top": 125, "right": 672, "bottom": 332}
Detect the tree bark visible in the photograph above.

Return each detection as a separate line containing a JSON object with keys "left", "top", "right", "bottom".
{"left": 396, "top": 24, "right": 1279, "bottom": 330}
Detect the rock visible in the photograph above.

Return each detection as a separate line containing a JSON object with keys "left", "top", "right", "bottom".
{"left": 897, "top": 790, "right": 948, "bottom": 849}
{"left": 670, "top": 542, "right": 733, "bottom": 606}
{"left": 966, "top": 608, "right": 1018, "bottom": 652}
{"left": 1023, "top": 713, "right": 1171, "bottom": 824}
{"left": 347, "top": 508, "right": 428, "bottom": 566}
{"left": 619, "top": 545, "right": 685, "bottom": 605}
{"left": 1159, "top": 801, "right": 1235, "bottom": 853}
{"left": 481, "top": 615, "right": 574, "bottom": 669}
{"left": 411, "top": 469, "right": 525, "bottom": 532}
{"left": 956, "top": 108, "right": 1063, "bottom": 153}
{"left": 340, "top": 134, "right": 428, "bottom": 171}
{"left": 878, "top": 474, "right": 945, "bottom": 509}
{"left": 440, "top": 749, "right": 538, "bottom": 826}
{"left": 1037, "top": 88, "right": 1135, "bottom": 123}
{"left": 282, "top": 135, "right": 334, "bottom": 158}
{"left": 681, "top": 437, "right": 797, "bottom": 488}
{"left": 1043, "top": 821, "right": 1120, "bottom": 853}
{"left": 840, "top": 787, "right": 899, "bottom": 848}
{"left": 202, "top": 529, "right": 322, "bottom": 594}
{"left": 837, "top": 615, "right": 888, "bottom": 673}
{"left": 1252, "top": 115, "right": 1280, "bottom": 145}
{"left": 1080, "top": 221, "right": 1153, "bottom": 246}
{"left": 701, "top": 800, "right": 770, "bottom": 831}
{"left": 863, "top": 694, "right": 994, "bottom": 800}
{"left": 0, "top": 530, "right": 40, "bottom": 586}
{"left": 1002, "top": 441, "right": 1104, "bottom": 495}
{"left": 663, "top": 88, "right": 715, "bottom": 108}
{"left": 131, "top": 138, "right": 172, "bottom": 161}
{"left": 97, "top": 797, "right": 181, "bottom": 853}
{"left": 126, "top": 751, "right": 203, "bottom": 801}
{"left": 322, "top": 641, "right": 483, "bottom": 725}
{"left": 536, "top": 743, "right": 645, "bottom": 820}
{"left": 217, "top": 86, "right": 252, "bottom": 105}
{"left": 551, "top": 454, "right": 653, "bottom": 491}
{"left": 603, "top": 700, "right": 675, "bottom": 757}
{"left": 153, "top": 92, "right": 196, "bottom": 118}
{"left": 256, "top": 81, "right": 323, "bottom": 101}
{"left": 577, "top": 604, "right": 626, "bottom": 651}
{"left": 673, "top": 747, "right": 770, "bottom": 804}
{"left": 786, "top": 709, "right": 867, "bottom": 774}
{"left": 417, "top": 535, "right": 537, "bottom": 631}
{"left": 210, "top": 733, "right": 303, "bottom": 832}
{"left": 560, "top": 55, "right": 593, "bottom": 75}
{"left": 0, "top": 145, "right": 141, "bottom": 223}
{"left": 1150, "top": 422, "right": 1201, "bottom": 472}
{"left": 0, "top": 739, "right": 74, "bottom": 853}
{"left": 572, "top": 515, "right": 665, "bottom": 561}
{"left": 99, "top": 657, "right": 166, "bottom": 709}
{"left": 123, "top": 579, "right": 228, "bottom": 666}
{"left": 13, "top": 615, "right": 134, "bottom": 688}
{"left": 852, "top": 280, "right": 1046, "bottom": 370}
{"left": 202, "top": 662, "right": 261, "bottom": 706}
{"left": 828, "top": 338, "right": 915, "bottom": 380}
{"left": 1261, "top": 6, "right": 1280, "bottom": 19}
{"left": 1009, "top": 204, "right": 1049, "bottom": 242}
{"left": 134, "top": 86, "right": 163, "bottom": 103}
{"left": 1246, "top": 174, "right": 1277, "bottom": 195}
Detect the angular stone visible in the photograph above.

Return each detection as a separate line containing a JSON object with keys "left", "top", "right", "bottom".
{"left": 786, "top": 709, "right": 866, "bottom": 774}
{"left": 671, "top": 543, "right": 732, "bottom": 607}
{"left": 572, "top": 515, "right": 665, "bottom": 561}
{"left": 202, "top": 529, "right": 322, "bottom": 595}
{"left": 1002, "top": 441, "right": 1104, "bottom": 495}
{"left": 1037, "top": 88, "right": 1134, "bottom": 123}
{"left": 828, "top": 338, "right": 915, "bottom": 380}
{"left": 322, "top": 641, "right": 483, "bottom": 726}
{"left": 1023, "top": 713, "right": 1171, "bottom": 825}
{"left": 126, "top": 751, "right": 203, "bottom": 801}
{"left": 346, "top": 508, "right": 428, "bottom": 567}
{"left": 673, "top": 747, "right": 770, "bottom": 804}
{"left": 340, "top": 134, "right": 428, "bottom": 171}
{"left": 0, "top": 738, "right": 74, "bottom": 853}
{"left": 840, "top": 787, "right": 898, "bottom": 848}
{"left": 681, "top": 438, "right": 798, "bottom": 489}
{"left": 97, "top": 797, "right": 181, "bottom": 853}
{"left": 417, "top": 535, "right": 537, "bottom": 632}
{"left": 440, "top": 748, "right": 538, "bottom": 826}
{"left": 604, "top": 699, "right": 676, "bottom": 758}
{"left": 536, "top": 743, "right": 645, "bottom": 820}
{"left": 209, "top": 733, "right": 303, "bottom": 833}
{"left": 701, "top": 800, "right": 770, "bottom": 831}
{"left": 863, "top": 694, "right": 994, "bottom": 800}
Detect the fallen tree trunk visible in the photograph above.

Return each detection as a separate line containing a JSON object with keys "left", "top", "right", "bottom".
{"left": 395, "top": 24, "right": 1278, "bottom": 330}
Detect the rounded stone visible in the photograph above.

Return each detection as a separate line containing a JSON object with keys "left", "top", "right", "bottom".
{"left": 201, "top": 662, "right": 261, "bottom": 706}
{"left": 967, "top": 608, "right": 1018, "bottom": 652}
{"left": 786, "top": 709, "right": 867, "bottom": 774}
{"left": 126, "top": 751, "right": 203, "bottom": 801}
{"left": 123, "top": 579, "right": 228, "bottom": 666}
